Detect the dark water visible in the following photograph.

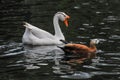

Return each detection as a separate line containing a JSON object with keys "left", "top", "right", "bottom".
{"left": 0, "top": 0, "right": 120, "bottom": 80}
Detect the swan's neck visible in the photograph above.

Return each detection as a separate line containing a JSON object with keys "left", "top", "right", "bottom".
{"left": 53, "top": 15, "right": 65, "bottom": 40}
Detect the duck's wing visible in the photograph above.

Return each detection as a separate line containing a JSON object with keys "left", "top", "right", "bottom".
{"left": 59, "top": 44, "right": 89, "bottom": 54}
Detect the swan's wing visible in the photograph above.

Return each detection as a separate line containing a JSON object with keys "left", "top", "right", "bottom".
{"left": 25, "top": 31, "right": 62, "bottom": 45}
{"left": 24, "top": 22, "right": 55, "bottom": 39}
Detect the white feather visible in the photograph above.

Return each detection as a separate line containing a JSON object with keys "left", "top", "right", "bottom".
{"left": 22, "top": 12, "right": 69, "bottom": 45}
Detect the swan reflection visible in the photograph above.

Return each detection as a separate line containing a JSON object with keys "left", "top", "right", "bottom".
{"left": 23, "top": 45, "right": 64, "bottom": 69}
{"left": 24, "top": 45, "right": 64, "bottom": 57}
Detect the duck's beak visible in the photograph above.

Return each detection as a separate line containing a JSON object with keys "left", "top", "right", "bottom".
{"left": 64, "top": 16, "right": 70, "bottom": 27}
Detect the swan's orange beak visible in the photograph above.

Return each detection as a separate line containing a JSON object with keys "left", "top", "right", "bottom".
{"left": 64, "top": 16, "right": 70, "bottom": 27}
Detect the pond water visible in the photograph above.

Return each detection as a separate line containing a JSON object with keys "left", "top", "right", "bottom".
{"left": 0, "top": 0, "right": 120, "bottom": 80}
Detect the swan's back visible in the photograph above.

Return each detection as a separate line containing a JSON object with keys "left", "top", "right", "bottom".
{"left": 24, "top": 22, "right": 55, "bottom": 39}
{"left": 22, "top": 27, "right": 63, "bottom": 45}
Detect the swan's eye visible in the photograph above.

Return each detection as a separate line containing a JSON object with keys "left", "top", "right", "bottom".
{"left": 63, "top": 14, "right": 66, "bottom": 17}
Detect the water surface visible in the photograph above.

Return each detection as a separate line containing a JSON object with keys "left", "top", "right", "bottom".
{"left": 0, "top": 0, "right": 120, "bottom": 80}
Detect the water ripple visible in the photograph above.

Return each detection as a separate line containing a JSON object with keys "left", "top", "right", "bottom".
{"left": 60, "top": 71, "right": 92, "bottom": 79}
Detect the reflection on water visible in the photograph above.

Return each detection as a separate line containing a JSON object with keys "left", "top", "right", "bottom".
{"left": 0, "top": 0, "right": 120, "bottom": 80}
{"left": 0, "top": 43, "right": 119, "bottom": 80}
{"left": 23, "top": 45, "right": 64, "bottom": 70}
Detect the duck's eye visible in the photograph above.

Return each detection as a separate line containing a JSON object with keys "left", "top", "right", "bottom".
{"left": 95, "top": 39, "right": 99, "bottom": 44}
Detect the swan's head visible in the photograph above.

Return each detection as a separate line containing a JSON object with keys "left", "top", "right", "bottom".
{"left": 56, "top": 12, "right": 70, "bottom": 27}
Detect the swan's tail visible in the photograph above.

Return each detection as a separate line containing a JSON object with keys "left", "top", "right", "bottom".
{"left": 23, "top": 22, "right": 33, "bottom": 30}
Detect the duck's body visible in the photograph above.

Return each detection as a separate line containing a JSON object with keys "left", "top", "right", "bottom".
{"left": 63, "top": 43, "right": 97, "bottom": 58}
{"left": 60, "top": 39, "right": 99, "bottom": 59}
{"left": 22, "top": 12, "right": 70, "bottom": 45}
{"left": 59, "top": 39, "right": 99, "bottom": 64}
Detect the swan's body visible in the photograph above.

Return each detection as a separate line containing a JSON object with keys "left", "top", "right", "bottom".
{"left": 22, "top": 12, "right": 70, "bottom": 45}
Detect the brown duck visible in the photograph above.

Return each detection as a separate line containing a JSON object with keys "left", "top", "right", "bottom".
{"left": 59, "top": 39, "right": 99, "bottom": 64}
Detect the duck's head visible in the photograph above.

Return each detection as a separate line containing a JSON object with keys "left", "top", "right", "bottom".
{"left": 55, "top": 12, "right": 70, "bottom": 27}
{"left": 90, "top": 39, "right": 100, "bottom": 45}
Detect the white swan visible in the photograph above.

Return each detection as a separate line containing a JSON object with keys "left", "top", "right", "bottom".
{"left": 22, "top": 12, "right": 70, "bottom": 45}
